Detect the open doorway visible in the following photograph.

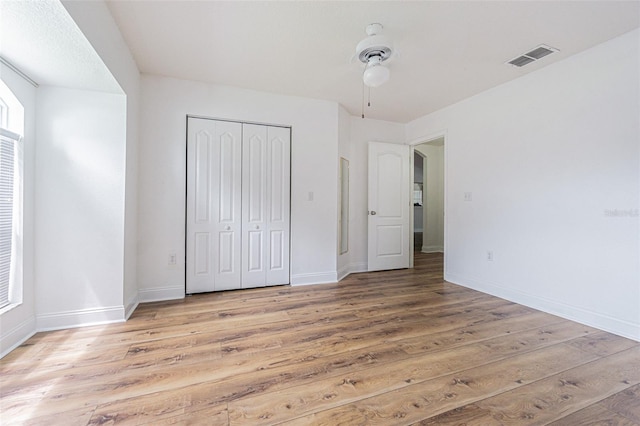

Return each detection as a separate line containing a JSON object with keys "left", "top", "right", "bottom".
{"left": 412, "top": 137, "right": 444, "bottom": 257}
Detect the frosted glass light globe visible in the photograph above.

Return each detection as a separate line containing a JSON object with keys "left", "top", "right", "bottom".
{"left": 363, "top": 65, "right": 390, "bottom": 87}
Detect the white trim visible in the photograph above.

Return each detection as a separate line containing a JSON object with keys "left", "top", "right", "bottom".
{"left": 290, "top": 271, "right": 337, "bottom": 286}
{"left": 337, "top": 265, "right": 350, "bottom": 281}
{"left": 445, "top": 272, "right": 640, "bottom": 342}
{"left": 124, "top": 292, "right": 139, "bottom": 320}
{"left": 337, "top": 261, "right": 369, "bottom": 282}
{"left": 0, "top": 57, "right": 38, "bottom": 88}
{"left": 0, "top": 127, "right": 21, "bottom": 141}
{"left": 349, "top": 261, "right": 368, "bottom": 274}
{"left": 0, "top": 315, "right": 35, "bottom": 359}
{"left": 406, "top": 130, "right": 448, "bottom": 147}
{"left": 421, "top": 245, "right": 444, "bottom": 253}
{"left": 36, "top": 306, "right": 125, "bottom": 332}
{"left": 139, "top": 286, "right": 185, "bottom": 302}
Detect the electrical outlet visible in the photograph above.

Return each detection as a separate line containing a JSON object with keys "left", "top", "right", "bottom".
{"left": 168, "top": 252, "right": 177, "bottom": 266}
{"left": 487, "top": 250, "right": 494, "bottom": 261}
{"left": 464, "top": 192, "right": 473, "bottom": 201}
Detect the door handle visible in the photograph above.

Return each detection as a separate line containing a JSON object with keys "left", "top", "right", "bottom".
{"left": 225, "top": 226, "right": 231, "bottom": 231}
{"left": 370, "top": 211, "right": 377, "bottom": 215}
{"left": 255, "top": 225, "right": 260, "bottom": 229}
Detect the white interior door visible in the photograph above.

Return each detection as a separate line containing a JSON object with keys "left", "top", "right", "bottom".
{"left": 242, "top": 124, "right": 291, "bottom": 288}
{"left": 368, "top": 141, "right": 411, "bottom": 271}
{"left": 187, "top": 118, "right": 242, "bottom": 293}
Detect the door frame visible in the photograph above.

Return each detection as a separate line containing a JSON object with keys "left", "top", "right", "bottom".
{"left": 184, "top": 115, "right": 293, "bottom": 294}
{"left": 408, "top": 131, "right": 447, "bottom": 272}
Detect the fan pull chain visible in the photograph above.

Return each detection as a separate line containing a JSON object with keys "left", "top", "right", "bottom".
{"left": 361, "top": 77, "right": 365, "bottom": 119}
{"left": 368, "top": 86, "right": 371, "bottom": 107}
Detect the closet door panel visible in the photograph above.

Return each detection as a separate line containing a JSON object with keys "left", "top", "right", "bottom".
{"left": 213, "top": 122, "right": 242, "bottom": 291}
{"left": 242, "top": 124, "right": 268, "bottom": 287}
{"left": 187, "top": 118, "right": 242, "bottom": 293}
{"left": 266, "top": 126, "right": 290, "bottom": 285}
{"left": 194, "top": 134, "right": 211, "bottom": 224}
{"left": 194, "top": 232, "right": 211, "bottom": 276}
{"left": 187, "top": 120, "right": 215, "bottom": 293}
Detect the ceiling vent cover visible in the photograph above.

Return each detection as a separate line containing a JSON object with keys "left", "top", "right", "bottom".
{"left": 507, "top": 44, "right": 558, "bottom": 67}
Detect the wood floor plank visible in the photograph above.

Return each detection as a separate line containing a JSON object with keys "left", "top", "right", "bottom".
{"left": 595, "top": 383, "right": 640, "bottom": 423}
{"left": 420, "top": 345, "right": 640, "bottom": 425}
{"left": 565, "top": 330, "right": 640, "bottom": 357}
{"left": 87, "top": 401, "right": 228, "bottom": 426}
{"left": 4, "top": 406, "right": 97, "bottom": 426}
{"left": 228, "top": 322, "right": 596, "bottom": 424}
{"left": 2, "top": 253, "right": 638, "bottom": 425}
{"left": 396, "top": 311, "right": 565, "bottom": 355}
{"left": 546, "top": 403, "right": 638, "bottom": 426}
{"left": 277, "top": 342, "right": 598, "bottom": 426}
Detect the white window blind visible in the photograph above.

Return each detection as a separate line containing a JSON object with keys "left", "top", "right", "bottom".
{"left": 0, "top": 128, "right": 20, "bottom": 309}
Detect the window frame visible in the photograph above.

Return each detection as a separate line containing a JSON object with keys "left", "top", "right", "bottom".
{"left": 0, "top": 111, "right": 23, "bottom": 313}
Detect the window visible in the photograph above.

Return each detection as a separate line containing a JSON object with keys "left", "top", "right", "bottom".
{"left": 0, "top": 86, "right": 23, "bottom": 311}
{"left": 413, "top": 183, "right": 423, "bottom": 206}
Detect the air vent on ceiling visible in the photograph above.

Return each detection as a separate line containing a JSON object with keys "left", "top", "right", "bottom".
{"left": 507, "top": 44, "right": 558, "bottom": 67}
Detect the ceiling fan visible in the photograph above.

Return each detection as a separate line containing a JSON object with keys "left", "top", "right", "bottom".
{"left": 356, "top": 23, "right": 394, "bottom": 87}
{"left": 355, "top": 23, "right": 394, "bottom": 117}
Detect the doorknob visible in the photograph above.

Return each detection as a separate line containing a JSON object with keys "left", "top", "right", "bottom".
{"left": 371, "top": 211, "right": 377, "bottom": 215}
{"left": 225, "top": 226, "right": 231, "bottom": 231}
{"left": 255, "top": 225, "right": 260, "bottom": 229}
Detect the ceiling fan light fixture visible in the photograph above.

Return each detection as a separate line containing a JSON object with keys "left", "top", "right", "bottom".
{"left": 363, "top": 60, "right": 390, "bottom": 87}
{"left": 356, "top": 23, "right": 394, "bottom": 84}
{"left": 355, "top": 23, "right": 395, "bottom": 117}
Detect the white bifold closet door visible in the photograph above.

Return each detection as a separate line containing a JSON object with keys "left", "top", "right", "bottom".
{"left": 186, "top": 118, "right": 290, "bottom": 293}
{"left": 241, "top": 124, "right": 291, "bottom": 287}
{"left": 186, "top": 119, "right": 243, "bottom": 293}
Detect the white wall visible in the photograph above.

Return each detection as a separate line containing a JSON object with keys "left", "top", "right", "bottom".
{"left": 348, "top": 116, "right": 406, "bottom": 273}
{"left": 62, "top": 0, "right": 141, "bottom": 318}
{"left": 1, "top": 0, "right": 137, "bottom": 356}
{"left": 137, "top": 75, "right": 339, "bottom": 300}
{"left": 415, "top": 143, "right": 444, "bottom": 252}
{"left": 0, "top": 64, "right": 37, "bottom": 357}
{"left": 35, "top": 86, "right": 127, "bottom": 330}
{"left": 407, "top": 29, "right": 640, "bottom": 340}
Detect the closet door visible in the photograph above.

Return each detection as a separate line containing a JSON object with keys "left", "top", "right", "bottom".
{"left": 265, "top": 126, "right": 291, "bottom": 285}
{"left": 242, "top": 124, "right": 290, "bottom": 288}
{"left": 186, "top": 118, "right": 242, "bottom": 293}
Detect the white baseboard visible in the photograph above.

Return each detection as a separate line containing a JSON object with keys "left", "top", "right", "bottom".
{"left": 445, "top": 272, "right": 640, "bottom": 342}
{"left": 335, "top": 261, "right": 369, "bottom": 282}
{"left": 0, "top": 315, "right": 36, "bottom": 359}
{"left": 422, "top": 245, "right": 444, "bottom": 253}
{"left": 337, "top": 265, "right": 350, "bottom": 281}
{"left": 124, "top": 292, "right": 139, "bottom": 320}
{"left": 138, "top": 286, "right": 185, "bottom": 302}
{"left": 36, "top": 306, "right": 125, "bottom": 332}
{"left": 349, "top": 261, "right": 368, "bottom": 274}
{"left": 291, "top": 271, "right": 338, "bottom": 286}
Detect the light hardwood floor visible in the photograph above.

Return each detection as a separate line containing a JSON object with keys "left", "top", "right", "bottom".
{"left": 1, "top": 253, "right": 639, "bottom": 425}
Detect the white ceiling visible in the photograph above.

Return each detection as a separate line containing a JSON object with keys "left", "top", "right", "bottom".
{"left": 106, "top": 1, "right": 639, "bottom": 123}
{"left": 2, "top": 1, "right": 638, "bottom": 123}
{"left": 0, "top": 0, "right": 121, "bottom": 93}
